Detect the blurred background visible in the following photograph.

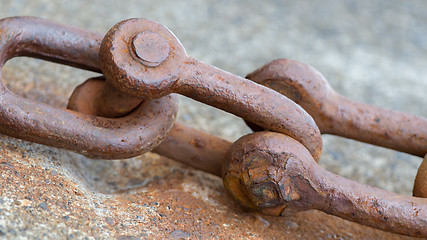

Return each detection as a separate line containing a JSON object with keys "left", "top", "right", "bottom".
{"left": 0, "top": 0, "right": 426, "bottom": 239}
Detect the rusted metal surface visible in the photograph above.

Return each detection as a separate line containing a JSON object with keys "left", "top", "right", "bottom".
{"left": 70, "top": 77, "right": 144, "bottom": 118}
{"left": 152, "top": 123, "right": 231, "bottom": 176}
{"left": 223, "top": 132, "right": 427, "bottom": 237}
{"left": 1, "top": 143, "right": 415, "bottom": 240}
{"left": 1, "top": 16, "right": 427, "bottom": 238}
{"left": 0, "top": 17, "right": 178, "bottom": 159}
{"left": 413, "top": 154, "right": 427, "bottom": 198}
{"left": 246, "top": 59, "right": 427, "bottom": 157}
{"left": 67, "top": 79, "right": 230, "bottom": 177}
{"left": 99, "top": 18, "right": 322, "bottom": 161}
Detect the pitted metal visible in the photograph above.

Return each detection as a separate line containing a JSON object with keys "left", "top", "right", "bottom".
{"left": 0, "top": 17, "right": 177, "bottom": 159}
{"left": 1, "top": 16, "right": 427, "bottom": 238}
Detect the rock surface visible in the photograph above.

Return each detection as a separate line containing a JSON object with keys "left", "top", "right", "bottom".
{"left": 0, "top": 0, "right": 426, "bottom": 239}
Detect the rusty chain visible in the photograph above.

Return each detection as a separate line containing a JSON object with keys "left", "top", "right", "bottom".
{"left": 0, "top": 16, "right": 426, "bottom": 237}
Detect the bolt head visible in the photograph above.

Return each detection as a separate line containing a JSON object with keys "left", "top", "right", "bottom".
{"left": 132, "top": 31, "right": 170, "bottom": 67}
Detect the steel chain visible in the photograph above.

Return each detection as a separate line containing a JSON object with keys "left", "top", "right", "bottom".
{"left": 0, "top": 16, "right": 427, "bottom": 237}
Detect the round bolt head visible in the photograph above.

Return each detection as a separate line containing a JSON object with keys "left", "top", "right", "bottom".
{"left": 101, "top": 18, "right": 185, "bottom": 99}
{"left": 132, "top": 31, "right": 170, "bottom": 67}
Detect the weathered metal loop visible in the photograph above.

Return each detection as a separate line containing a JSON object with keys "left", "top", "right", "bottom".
{"left": 246, "top": 59, "right": 427, "bottom": 157}
{"left": 99, "top": 18, "right": 323, "bottom": 161}
{"left": 223, "top": 131, "right": 427, "bottom": 237}
{"left": 2, "top": 16, "right": 427, "bottom": 238}
{"left": 0, "top": 17, "right": 178, "bottom": 159}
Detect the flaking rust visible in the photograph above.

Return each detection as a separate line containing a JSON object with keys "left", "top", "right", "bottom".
{"left": 224, "top": 132, "right": 427, "bottom": 236}
{"left": 0, "top": 143, "right": 415, "bottom": 239}
{"left": 0, "top": 16, "right": 426, "bottom": 238}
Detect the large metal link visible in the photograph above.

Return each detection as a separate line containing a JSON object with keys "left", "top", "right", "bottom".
{"left": 223, "top": 132, "right": 427, "bottom": 237}
{"left": 0, "top": 16, "right": 426, "bottom": 238}
{"left": 97, "top": 18, "right": 323, "bottom": 161}
{"left": 246, "top": 59, "right": 427, "bottom": 157}
{"left": 0, "top": 17, "right": 178, "bottom": 159}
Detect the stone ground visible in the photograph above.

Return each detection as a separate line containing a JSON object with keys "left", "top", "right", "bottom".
{"left": 0, "top": 0, "right": 426, "bottom": 239}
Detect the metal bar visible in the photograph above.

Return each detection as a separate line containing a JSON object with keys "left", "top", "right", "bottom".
{"left": 246, "top": 59, "right": 427, "bottom": 157}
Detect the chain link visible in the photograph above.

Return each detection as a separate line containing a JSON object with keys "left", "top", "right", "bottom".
{"left": 0, "top": 16, "right": 427, "bottom": 237}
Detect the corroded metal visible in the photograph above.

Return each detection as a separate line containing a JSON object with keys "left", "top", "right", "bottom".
{"left": 153, "top": 123, "right": 231, "bottom": 176}
{"left": 414, "top": 154, "right": 427, "bottom": 197}
{"left": 0, "top": 17, "right": 178, "bottom": 159}
{"left": 68, "top": 77, "right": 230, "bottom": 177}
{"left": 99, "top": 18, "right": 322, "bottom": 161}
{"left": 246, "top": 59, "right": 427, "bottom": 157}
{"left": 223, "top": 132, "right": 427, "bottom": 237}
{"left": 1, "top": 16, "right": 426, "bottom": 238}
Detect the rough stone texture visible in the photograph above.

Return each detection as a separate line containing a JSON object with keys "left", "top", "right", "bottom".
{"left": 0, "top": 0, "right": 426, "bottom": 239}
